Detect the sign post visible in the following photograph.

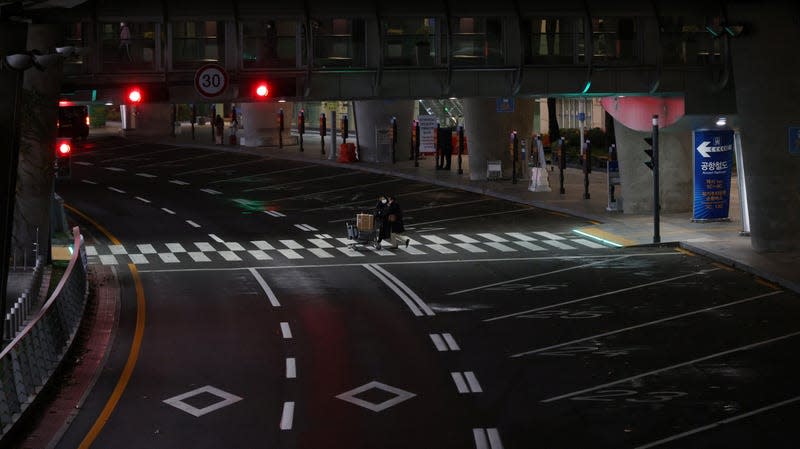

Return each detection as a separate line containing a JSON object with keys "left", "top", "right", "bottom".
{"left": 692, "top": 129, "right": 734, "bottom": 222}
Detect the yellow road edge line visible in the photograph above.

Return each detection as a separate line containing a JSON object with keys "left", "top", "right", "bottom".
{"left": 711, "top": 262, "right": 735, "bottom": 272}
{"left": 79, "top": 263, "right": 145, "bottom": 449}
{"left": 575, "top": 227, "right": 637, "bottom": 247}
{"left": 64, "top": 203, "right": 122, "bottom": 246}
{"left": 675, "top": 247, "right": 696, "bottom": 257}
{"left": 755, "top": 277, "right": 781, "bottom": 290}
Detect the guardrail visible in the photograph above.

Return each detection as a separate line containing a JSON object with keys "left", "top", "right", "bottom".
{"left": 3, "top": 257, "right": 46, "bottom": 342}
{"left": 0, "top": 227, "right": 89, "bottom": 441}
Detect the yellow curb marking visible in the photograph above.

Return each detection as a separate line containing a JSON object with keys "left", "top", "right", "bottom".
{"left": 575, "top": 227, "right": 637, "bottom": 247}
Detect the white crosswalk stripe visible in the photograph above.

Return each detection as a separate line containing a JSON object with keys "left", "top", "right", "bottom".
{"left": 85, "top": 230, "right": 610, "bottom": 266}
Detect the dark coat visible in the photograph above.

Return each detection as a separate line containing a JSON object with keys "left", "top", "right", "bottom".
{"left": 375, "top": 201, "right": 391, "bottom": 239}
{"left": 386, "top": 200, "right": 405, "bottom": 233}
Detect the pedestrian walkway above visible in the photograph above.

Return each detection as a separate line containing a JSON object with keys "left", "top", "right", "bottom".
{"left": 109, "top": 123, "right": 800, "bottom": 294}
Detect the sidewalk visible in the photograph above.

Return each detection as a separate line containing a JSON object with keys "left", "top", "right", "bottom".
{"left": 111, "top": 123, "right": 800, "bottom": 293}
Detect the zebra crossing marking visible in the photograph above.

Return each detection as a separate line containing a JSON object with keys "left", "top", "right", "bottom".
{"left": 109, "top": 245, "right": 127, "bottom": 255}
{"left": 219, "top": 251, "right": 242, "bottom": 261}
{"left": 477, "top": 233, "right": 508, "bottom": 243}
{"left": 456, "top": 243, "right": 487, "bottom": 253}
{"left": 451, "top": 234, "right": 479, "bottom": 243}
{"left": 485, "top": 242, "right": 516, "bottom": 252}
{"left": 573, "top": 238, "right": 606, "bottom": 249}
{"left": 278, "top": 249, "right": 303, "bottom": 259}
{"left": 129, "top": 254, "right": 149, "bottom": 264}
{"left": 248, "top": 250, "right": 272, "bottom": 261}
{"left": 309, "top": 248, "right": 334, "bottom": 258}
{"left": 195, "top": 242, "right": 215, "bottom": 252}
{"left": 138, "top": 244, "right": 157, "bottom": 254}
{"left": 535, "top": 231, "right": 565, "bottom": 240}
{"left": 189, "top": 252, "right": 211, "bottom": 262}
{"left": 280, "top": 240, "right": 304, "bottom": 250}
{"left": 421, "top": 235, "right": 451, "bottom": 245}
{"left": 166, "top": 243, "right": 187, "bottom": 253}
{"left": 252, "top": 240, "right": 275, "bottom": 250}
{"left": 159, "top": 253, "right": 180, "bottom": 263}
{"left": 515, "top": 241, "right": 546, "bottom": 251}
{"left": 542, "top": 240, "right": 576, "bottom": 250}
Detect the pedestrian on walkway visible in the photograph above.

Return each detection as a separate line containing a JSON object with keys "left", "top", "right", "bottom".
{"left": 375, "top": 195, "right": 390, "bottom": 245}
{"left": 119, "top": 22, "right": 132, "bottom": 62}
{"left": 386, "top": 195, "right": 410, "bottom": 249}
{"left": 213, "top": 114, "right": 224, "bottom": 145}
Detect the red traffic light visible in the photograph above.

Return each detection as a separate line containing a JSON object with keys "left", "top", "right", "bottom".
{"left": 56, "top": 139, "right": 72, "bottom": 157}
{"left": 254, "top": 82, "right": 270, "bottom": 98}
{"left": 127, "top": 87, "right": 143, "bottom": 103}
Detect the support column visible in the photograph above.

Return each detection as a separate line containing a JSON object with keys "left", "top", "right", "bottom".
{"left": 613, "top": 118, "right": 692, "bottom": 214}
{"left": 121, "top": 103, "right": 174, "bottom": 138}
{"left": 239, "top": 102, "right": 295, "bottom": 147}
{"left": 462, "top": 98, "right": 535, "bottom": 181}
{"left": 728, "top": 3, "right": 800, "bottom": 251}
{"left": 353, "top": 100, "right": 414, "bottom": 163}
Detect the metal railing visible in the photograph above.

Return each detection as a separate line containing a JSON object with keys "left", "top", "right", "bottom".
{"left": 0, "top": 227, "right": 88, "bottom": 441}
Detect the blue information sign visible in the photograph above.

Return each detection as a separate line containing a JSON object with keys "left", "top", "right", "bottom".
{"left": 789, "top": 127, "right": 800, "bottom": 154}
{"left": 496, "top": 97, "right": 515, "bottom": 113}
{"left": 693, "top": 129, "right": 734, "bottom": 221}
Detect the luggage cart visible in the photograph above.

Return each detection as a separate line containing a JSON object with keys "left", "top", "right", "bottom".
{"left": 346, "top": 218, "right": 382, "bottom": 250}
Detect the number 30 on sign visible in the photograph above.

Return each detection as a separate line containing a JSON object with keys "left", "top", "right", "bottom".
{"left": 194, "top": 63, "right": 228, "bottom": 98}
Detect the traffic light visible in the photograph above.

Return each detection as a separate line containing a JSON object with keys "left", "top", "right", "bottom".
{"left": 55, "top": 137, "right": 72, "bottom": 179}
{"left": 127, "top": 87, "right": 143, "bottom": 104}
{"left": 254, "top": 81, "right": 270, "bottom": 98}
{"left": 644, "top": 137, "right": 654, "bottom": 171}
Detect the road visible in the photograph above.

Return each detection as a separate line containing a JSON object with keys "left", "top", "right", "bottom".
{"left": 52, "top": 136, "right": 800, "bottom": 449}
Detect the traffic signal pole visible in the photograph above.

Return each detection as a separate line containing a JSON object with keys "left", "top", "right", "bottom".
{"left": 652, "top": 114, "right": 660, "bottom": 244}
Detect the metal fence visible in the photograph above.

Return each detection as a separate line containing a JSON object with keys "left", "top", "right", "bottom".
{"left": 0, "top": 227, "right": 88, "bottom": 441}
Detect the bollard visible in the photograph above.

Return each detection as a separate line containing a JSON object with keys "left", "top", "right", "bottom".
{"left": 583, "top": 139, "right": 591, "bottom": 199}
{"left": 512, "top": 131, "right": 519, "bottom": 184}
{"left": 391, "top": 117, "right": 397, "bottom": 164}
{"left": 320, "top": 113, "right": 327, "bottom": 155}
{"left": 278, "top": 109, "right": 285, "bottom": 148}
{"left": 414, "top": 120, "right": 420, "bottom": 167}
{"left": 559, "top": 137, "right": 566, "bottom": 194}
{"left": 457, "top": 125, "right": 464, "bottom": 174}
{"left": 298, "top": 109, "right": 305, "bottom": 152}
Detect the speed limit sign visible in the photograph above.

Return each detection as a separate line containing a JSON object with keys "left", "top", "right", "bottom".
{"left": 194, "top": 63, "right": 228, "bottom": 98}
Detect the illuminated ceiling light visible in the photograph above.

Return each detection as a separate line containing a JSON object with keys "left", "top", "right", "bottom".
{"left": 716, "top": 117, "right": 727, "bottom": 127}
{"left": 581, "top": 81, "right": 592, "bottom": 94}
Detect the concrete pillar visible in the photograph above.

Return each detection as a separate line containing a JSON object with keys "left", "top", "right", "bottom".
{"left": 614, "top": 118, "right": 692, "bottom": 214}
{"left": 239, "top": 101, "right": 295, "bottom": 147}
{"left": 462, "top": 98, "right": 535, "bottom": 181}
{"left": 353, "top": 100, "right": 414, "bottom": 163}
{"left": 728, "top": 3, "right": 800, "bottom": 251}
{"left": 121, "top": 103, "right": 173, "bottom": 138}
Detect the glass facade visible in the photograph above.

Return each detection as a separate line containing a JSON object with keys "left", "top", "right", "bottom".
{"left": 383, "top": 17, "right": 440, "bottom": 66}
{"left": 101, "top": 22, "right": 158, "bottom": 71}
{"left": 172, "top": 21, "right": 223, "bottom": 70}
{"left": 527, "top": 17, "right": 582, "bottom": 64}
{"left": 661, "top": 16, "right": 724, "bottom": 65}
{"left": 451, "top": 17, "right": 504, "bottom": 65}
{"left": 242, "top": 19, "right": 303, "bottom": 68}
{"left": 311, "top": 18, "right": 365, "bottom": 68}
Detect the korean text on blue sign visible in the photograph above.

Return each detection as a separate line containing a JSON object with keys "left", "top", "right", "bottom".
{"left": 693, "top": 129, "right": 734, "bottom": 221}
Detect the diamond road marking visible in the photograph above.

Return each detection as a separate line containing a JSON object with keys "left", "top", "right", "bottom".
{"left": 335, "top": 381, "right": 416, "bottom": 412}
{"left": 159, "top": 253, "right": 180, "bottom": 263}
{"left": 188, "top": 252, "right": 211, "bottom": 262}
{"left": 249, "top": 250, "right": 272, "bottom": 260}
{"left": 163, "top": 385, "right": 242, "bottom": 418}
{"left": 129, "top": 254, "right": 149, "bottom": 264}
{"left": 195, "top": 242, "right": 215, "bottom": 252}
{"left": 308, "top": 239, "right": 334, "bottom": 249}
{"left": 252, "top": 240, "right": 275, "bottom": 250}
{"left": 166, "top": 243, "right": 187, "bottom": 253}
{"left": 278, "top": 249, "right": 303, "bottom": 259}
{"left": 109, "top": 245, "right": 127, "bottom": 255}
{"left": 309, "top": 248, "right": 334, "bottom": 258}
{"left": 224, "top": 242, "right": 245, "bottom": 251}
{"left": 280, "top": 240, "right": 304, "bottom": 250}
{"left": 99, "top": 255, "right": 117, "bottom": 265}
{"left": 219, "top": 251, "right": 242, "bottom": 261}
{"left": 137, "top": 244, "right": 157, "bottom": 254}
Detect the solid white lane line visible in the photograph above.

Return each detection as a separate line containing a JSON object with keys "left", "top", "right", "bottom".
{"left": 74, "top": 161, "right": 93, "bottom": 166}
{"left": 541, "top": 328, "right": 800, "bottom": 404}
{"left": 209, "top": 234, "right": 225, "bottom": 243}
{"left": 108, "top": 187, "right": 126, "bottom": 194}
{"left": 166, "top": 243, "right": 187, "bottom": 253}
{"left": 363, "top": 264, "right": 422, "bottom": 316}
{"left": 486, "top": 268, "right": 720, "bottom": 322}
{"left": 81, "top": 179, "right": 97, "bottom": 185}
{"left": 450, "top": 256, "right": 629, "bottom": 296}
{"left": 169, "top": 180, "right": 190, "bottom": 185}
{"left": 443, "top": 333, "right": 460, "bottom": 351}
{"left": 286, "top": 358, "right": 296, "bottom": 379}
{"left": 200, "top": 188, "right": 222, "bottom": 195}
{"left": 634, "top": 396, "right": 800, "bottom": 449}
{"left": 280, "top": 322, "right": 292, "bottom": 339}
{"left": 195, "top": 242, "right": 215, "bottom": 251}
{"left": 535, "top": 231, "right": 565, "bottom": 240}
{"left": 135, "top": 196, "right": 151, "bottom": 203}
{"left": 512, "top": 291, "right": 783, "bottom": 358}
{"left": 280, "top": 402, "right": 294, "bottom": 430}
{"left": 249, "top": 268, "right": 281, "bottom": 307}
{"left": 161, "top": 208, "right": 176, "bottom": 215}
{"left": 136, "top": 173, "right": 157, "bottom": 178}
{"left": 264, "top": 210, "right": 286, "bottom": 217}
{"left": 105, "top": 167, "right": 125, "bottom": 172}
{"left": 371, "top": 264, "right": 435, "bottom": 316}
{"left": 186, "top": 220, "right": 201, "bottom": 228}
{"left": 430, "top": 334, "right": 447, "bottom": 351}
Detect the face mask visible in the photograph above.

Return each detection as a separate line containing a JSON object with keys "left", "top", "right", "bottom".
{"left": 381, "top": 199, "right": 387, "bottom": 204}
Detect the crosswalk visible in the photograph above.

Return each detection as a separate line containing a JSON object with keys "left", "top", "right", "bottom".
{"left": 85, "top": 231, "right": 610, "bottom": 266}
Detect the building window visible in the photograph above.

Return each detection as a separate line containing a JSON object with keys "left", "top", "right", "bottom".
{"left": 451, "top": 17, "right": 504, "bottom": 65}
{"left": 661, "top": 16, "right": 724, "bottom": 65}
{"left": 172, "top": 21, "right": 223, "bottom": 70}
{"left": 589, "top": 17, "right": 638, "bottom": 63}
{"left": 383, "top": 17, "right": 440, "bottom": 66}
{"left": 242, "top": 20, "right": 303, "bottom": 68}
{"left": 312, "top": 18, "right": 365, "bottom": 68}
{"left": 100, "top": 22, "right": 158, "bottom": 71}
{"left": 61, "top": 22, "right": 87, "bottom": 74}
{"left": 526, "top": 17, "right": 582, "bottom": 64}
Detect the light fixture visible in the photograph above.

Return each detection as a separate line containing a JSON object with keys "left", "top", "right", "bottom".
{"left": 716, "top": 117, "right": 727, "bottom": 127}
{"left": 33, "top": 53, "right": 62, "bottom": 69}
{"left": 3, "top": 53, "right": 33, "bottom": 70}
{"left": 55, "top": 46, "right": 76, "bottom": 57}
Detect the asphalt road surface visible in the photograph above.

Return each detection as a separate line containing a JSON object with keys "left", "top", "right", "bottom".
{"left": 52, "top": 136, "right": 800, "bottom": 449}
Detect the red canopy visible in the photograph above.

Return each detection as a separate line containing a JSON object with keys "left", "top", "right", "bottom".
{"left": 601, "top": 96, "right": 685, "bottom": 132}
